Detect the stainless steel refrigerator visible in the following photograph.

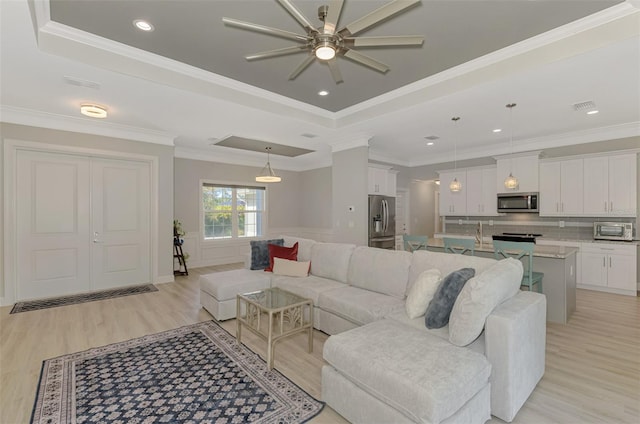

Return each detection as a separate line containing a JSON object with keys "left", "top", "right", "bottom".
{"left": 368, "top": 195, "right": 396, "bottom": 249}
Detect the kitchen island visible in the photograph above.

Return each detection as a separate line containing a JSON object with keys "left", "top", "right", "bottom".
{"left": 427, "top": 238, "right": 578, "bottom": 324}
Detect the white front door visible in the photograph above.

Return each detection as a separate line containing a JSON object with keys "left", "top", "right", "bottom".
{"left": 92, "top": 158, "right": 151, "bottom": 290}
{"left": 17, "top": 151, "right": 92, "bottom": 300}
{"left": 16, "top": 151, "right": 151, "bottom": 300}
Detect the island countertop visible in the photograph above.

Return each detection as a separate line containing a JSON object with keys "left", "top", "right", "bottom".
{"left": 427, "top": 237, "right": 578, "bottom": 259}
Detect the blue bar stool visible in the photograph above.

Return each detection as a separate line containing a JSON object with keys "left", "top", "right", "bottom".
{"left": 492, "top": 240, "right": 543, "bottom": 293}
{"left": 443, "top": 237, "right": 475, "bottom": 255}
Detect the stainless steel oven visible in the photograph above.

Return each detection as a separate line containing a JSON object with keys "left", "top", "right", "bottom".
{"left": 497, "top": 192, "right": 539, "bottom": 213}
{"left": 593, "top": 222, "right": 633, "bottom": 241}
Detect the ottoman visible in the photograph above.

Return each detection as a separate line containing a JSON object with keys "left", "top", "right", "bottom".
{"left": 200, "top": 269, "right": 271, "bottom": 320}
{"left": 322, "top": 319, "right": 492, "bottom": 424}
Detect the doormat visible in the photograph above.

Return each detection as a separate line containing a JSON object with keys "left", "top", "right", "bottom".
{"left": 31, "top": 320, "right": 324, "bottom": 424}
{"left": 11, "top": 284, "right": 158, "bottom": 314}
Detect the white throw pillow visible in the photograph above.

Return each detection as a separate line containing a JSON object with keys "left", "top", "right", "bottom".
{"left": 272, "top": 257, "right": 311, "bottom": 277}
{"left": 448, "top": 258, "right": 523, "bottom": 346}
{"left": 404, "top": 269, "right": 442, "bottom": 319}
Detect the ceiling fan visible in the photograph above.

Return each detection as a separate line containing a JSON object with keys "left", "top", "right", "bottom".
{"left": 222, "top": 0, "right": 424, "bottom": 83}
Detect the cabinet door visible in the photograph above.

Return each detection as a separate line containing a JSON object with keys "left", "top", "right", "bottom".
{"left": 560, "top": 159, "right": 584, "bottom": 215}
{"left": 465, "top": 169, "right": 484, "bottom": 215}
{"left": 497, "top": 155, "right": 539, "bottom": 193}
{"left": 368, "top": 167, "right": 387, "bottom": 195}
{"left": 481, "top": 168, "right": 498, "bottom": 215}
{"left": 608, "top": 154, "right": 637, "bottom": 216}
{"left": 583, "top": 156, "right": 609, "bottom": 215}
{"left": 607, "top": 254, "right": 637, "bottom": 291}
{"left": 439, "top": 171, "right": 466, "bottom": 216}
{"left": 539, "top": 162, "right": 561, "bottom": 216}
{"left": 580, "top": 252, "right": 607, "bottom": 287}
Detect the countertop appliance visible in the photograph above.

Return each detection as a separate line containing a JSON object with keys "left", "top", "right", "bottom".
{"left": 492, "top": 232, "right": 542, "bottom": 244}
{"left": 368, "top": 195, "right": 396, "bottom": 250}
{"left": 497, "top": 192, "right": 539, "bottom": 213}
{"left": 593, "top": 222, "right": 633, "bottom": 241}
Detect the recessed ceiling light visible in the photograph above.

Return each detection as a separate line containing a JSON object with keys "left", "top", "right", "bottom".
{"left": 426, "top": 142, "right": 434, "bottom": 146}
{"left": 493, "top": 128, "right": 502, "bottom": 133}
{"left": 318, "top": 90, "right": 329, "bottom": 96}
{"left": 586, "top": 110, "right": 599, "bottom": 115}
{"left": 133, "top": 19, "right": 154, "bottom": 32}
{"left": 80, "top": 103, "right": 108, "bottom": 118}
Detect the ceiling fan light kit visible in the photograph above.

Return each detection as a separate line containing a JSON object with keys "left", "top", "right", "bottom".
{"left": 223, "top": 0, "right": 424, "bottom": 84}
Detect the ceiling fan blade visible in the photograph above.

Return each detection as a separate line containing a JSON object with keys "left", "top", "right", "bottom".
{"left": 289, "top": 55, "right": 316, "bottom": 80}
{"left": 343, "top": 49, "right": 390, "bottom": 73}
{"left": 327, "top": 59, "right": 343, "bottom": 84}
{"left": 222, "top": 17, "right": 310, "bottom": 42}
{"left": 276, "top": 0, "right": 317, "bottom": 33}
{"left": 344, "top": 35, "right": 424, "bottom": 47}
{"left": 246, "top": 45, "right": 309, "bottom": 61}
{"left": 323, "top": 0, "right": 345, "bottom": 35}
{"left": 341, "top": 0, "right": 420, "bottom": 36}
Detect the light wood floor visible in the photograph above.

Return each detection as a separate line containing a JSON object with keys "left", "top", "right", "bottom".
{"left": 1, "top": 265, "right": 638, "bottom": 424}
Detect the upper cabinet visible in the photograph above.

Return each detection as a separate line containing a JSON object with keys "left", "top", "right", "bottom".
{"left": 368, "top": 166, "right": 397, "bottom": 197}
{"left": 539, "top": 159, "right": 583, "bottom": 216}
{"left": 583, "top": 154, "right": 636, "bottom": 217}
{"left": 496, "top": 154, "right": 539, "bottom": 194}
{"left": 439, "top": 167, "right": 497, "bottom": 216}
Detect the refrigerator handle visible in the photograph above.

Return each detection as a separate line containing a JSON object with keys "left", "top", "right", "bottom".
{"left": 383, "top": 199, "right": 388, "bottom": 233}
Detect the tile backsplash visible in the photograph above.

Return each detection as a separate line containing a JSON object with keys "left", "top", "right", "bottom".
{"left": 444, "top": 215, "right": 637, "bottom": 240}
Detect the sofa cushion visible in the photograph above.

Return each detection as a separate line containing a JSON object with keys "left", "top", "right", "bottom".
{"left": 323, "top": 319, "right": 491, "bottom": 424}
{"left": 265, "top": 242, "right": 298, "bottom": 272}
{"left": 318, "top": 286, "right": 405, "bottom": 326}
{"left": 310, "top": 243, "right": 356, "bottom": 284}
{"left": 405, "top": 269, "right": 442, "bottom": 319}
{"left": 250, "top": 238, "right": 283, "bottom": 270}
{"left": 449, "top": 258, "right": 523, "bottom": 347}
{"left": 271, "top": 274, "right": 347, "bottom": 304}
{"left": 425, "top": 268, "right": 475, "bottom": 329}
{"left": 407, "top": 250, "right": 496, "bottom": 296}
{"left": 347, "top": 247, "right": 412, "bottom": 299}
{"left": 282, "top": 236, "right": 316, "bottom": 262}
{"left": 272, "top": 257, "right": 310, "bottom": 277}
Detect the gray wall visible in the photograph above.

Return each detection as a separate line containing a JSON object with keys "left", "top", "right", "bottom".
{"left": 409, "top": 180, "right": 438, "bottom": 237}
{"left": 173, "top": 157, "right": 302, "bottom": 233}
{"left": 298, "top": 166, "right": 332, "bottom": 229}
{"left": 332, "top": 146, "right": 368, "bottom": 245}
{"left": 0, "top": 123, "right": 175, "bottom": 297}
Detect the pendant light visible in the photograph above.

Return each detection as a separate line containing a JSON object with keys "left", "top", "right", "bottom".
{"left": 255, "top": 147, "right": 281, "bottom": 183}
{"left": 449, "top": 116, "right": 462, "bottom": 193}
{"left": 504, "top": 103, "right": 519, "bottom": 190}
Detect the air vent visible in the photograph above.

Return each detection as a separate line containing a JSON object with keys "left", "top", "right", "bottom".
{"left": 301, "top": 133, "right": 318, "bottom": 138}
{"left": 424, "top": 135, "right": 439, "bottom": 140}
{"left": 572, "top": 100, "right": 596, "bottom": 111}
{"left": 63, "top": 76, "right": 101, "bottom": 90}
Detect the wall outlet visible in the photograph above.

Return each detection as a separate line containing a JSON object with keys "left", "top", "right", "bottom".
{"left": 489, "top": 220, "right": 494, "bottom": 226}
{"left": 458, "top": 219, "right": 463, "bottom": 225}
{"left": 559, "top": 221, "right": 565, "bottom": 228}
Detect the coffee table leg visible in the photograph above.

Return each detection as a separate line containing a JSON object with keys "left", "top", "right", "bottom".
{"left": 267, "top": 311, "right": 274, "bottom": 370}
{"left": 236, "top": 296, "right": 242, "bottom": 343}
{"left": 308, "top": 303, "right": 313, "bottom": 353}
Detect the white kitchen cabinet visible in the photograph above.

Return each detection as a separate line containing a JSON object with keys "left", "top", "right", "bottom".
{"left": 583, "top": 154, "right": 636, "bottom": 217}
{"left": 578, "top": 242, "right": 637, "bottom": 295}
{"left": 438, "top": 170, "right": 467, "bottom": 216}
{"left": 466, "top": 167, "right": 498, "bottom": 216}
{"left": 368, "top": 166, "right": 396, "bottom": 196}
{"left": 496, "top": 154, "right": 539, "bottom": 193}
{"left": 539, "top": 159, "right": 583, "bottom": 216}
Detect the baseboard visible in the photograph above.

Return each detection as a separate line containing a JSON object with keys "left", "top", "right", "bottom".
{"left": 155, "top": 274, "right": 175, "bottom": 284}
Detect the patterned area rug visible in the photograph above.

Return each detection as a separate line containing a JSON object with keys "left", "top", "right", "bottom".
{"left": 11, "top": 284, "right": 158, "bottom": 314}
{"left": 31, "top": 321, "right": 324, "bottom": 424}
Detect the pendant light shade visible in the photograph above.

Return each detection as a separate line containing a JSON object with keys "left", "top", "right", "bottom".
{"left": 255, "top": 147, "right": 281, "bottom": 183}
{"left": 450, "top": 116, "right": 462, "bottom": 193}
{"left": 504, "top": 103, "right": 519, "bottom": 190}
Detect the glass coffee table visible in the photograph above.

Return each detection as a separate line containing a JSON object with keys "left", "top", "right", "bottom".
{"left": 236, "top": 287, "right": 313, "bottom": 370}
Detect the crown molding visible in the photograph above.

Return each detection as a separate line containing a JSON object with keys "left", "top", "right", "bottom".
{"left": 1, "top": 105, "right": 175, "bottom": 145}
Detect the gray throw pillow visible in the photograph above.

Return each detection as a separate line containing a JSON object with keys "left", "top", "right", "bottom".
{"left": 425, "top": 268, "right": 475, "bottom": 329}
{"left": 250, "top": 239, "right": 284, "bottom": 270}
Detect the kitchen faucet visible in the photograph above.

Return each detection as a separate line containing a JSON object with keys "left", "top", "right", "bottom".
{"left": 476, "top": 221, "right": 483, "bottom": 246}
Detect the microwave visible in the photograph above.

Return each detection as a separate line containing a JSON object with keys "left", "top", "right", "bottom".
{"left": 594, "top": 222, "right": 633, "bottom": 241}
{"left": 497, "top": 192, "right": 539, "bottom": 213}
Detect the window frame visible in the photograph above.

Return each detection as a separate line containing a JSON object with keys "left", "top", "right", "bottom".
{"left": 199, "top": 180, "right": 268, "bottom": 243}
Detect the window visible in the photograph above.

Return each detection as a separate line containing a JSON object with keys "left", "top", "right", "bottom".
{"left": 202, "top": 183, "right": 265, "bottom": 240}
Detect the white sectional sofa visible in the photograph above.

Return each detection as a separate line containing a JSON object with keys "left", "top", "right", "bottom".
{"left": 199, "top": 236, "right": 547, "bottom": 423}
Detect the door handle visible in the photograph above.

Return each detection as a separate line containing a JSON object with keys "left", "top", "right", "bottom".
{"left": 609, "top": 257, "right": 612, "bottom": 268}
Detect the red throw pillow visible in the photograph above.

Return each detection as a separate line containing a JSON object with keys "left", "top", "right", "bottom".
{"left": 265, "top": 242, "right": 298, "bottom": 272}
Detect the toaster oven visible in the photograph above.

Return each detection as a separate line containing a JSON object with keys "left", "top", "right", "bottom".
{"left": 593, "top": 222, "right": 633, "bottom": 241}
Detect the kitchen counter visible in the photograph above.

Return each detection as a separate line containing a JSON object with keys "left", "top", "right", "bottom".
{"left": 427, "top": 237, "right": 576, "bottom": 324}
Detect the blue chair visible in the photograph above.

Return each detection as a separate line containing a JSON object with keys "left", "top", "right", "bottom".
{"left": 492, "top": 240, "right": 543, "bottom": 293}
{"left": 443, "top": 237, "right": 475, "bottom": 256}
{"left": 403, "top": 235, "right": 428, "bottom": 252}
